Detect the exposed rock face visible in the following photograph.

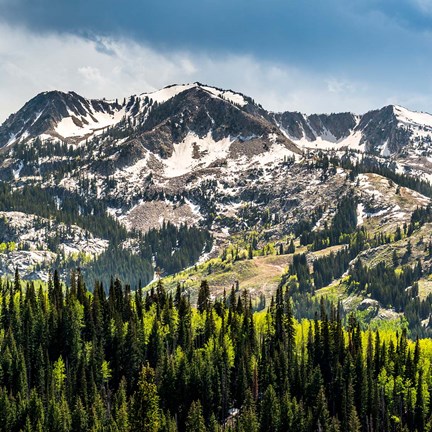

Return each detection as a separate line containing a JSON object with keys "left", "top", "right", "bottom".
{"left": 274, "top": 111, "right": 358, "bottom": 142}
{"left": 357, "top": 105, "right": 408, "bottom": 154}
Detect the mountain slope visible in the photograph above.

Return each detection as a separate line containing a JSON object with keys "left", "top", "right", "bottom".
{"left": 0, "top": 83, "right": 432, "bottom": 291}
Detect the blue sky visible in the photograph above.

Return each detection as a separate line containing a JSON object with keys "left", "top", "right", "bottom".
{"left": 0, "top": 0, "right": 432, "bottom": 121}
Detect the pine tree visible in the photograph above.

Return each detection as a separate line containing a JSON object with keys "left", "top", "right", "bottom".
{"left": 260, "top": 385, "right": 280, "bottom": 432}
{"left": 71, "top": 398, "right": 88, "bottom": 432}
{"left": 415, "top": 369, "right": 425, "bottom": 432}
{"left": 113, "top": 378, "right": 130, "bottom": 432}
{"left": 185, "top": 400, "right": 206, "bottom": 432}
{"left": 287, "top": 239, "right": 295, "bottom": 254}
{"left": 197, "top": 280, "right": 211, "bottom": 313}
{"left": 239, "top": 389, "right": 259, "bottom": 432}
{"left": 131, "top": 366, "right": 161, "bottom": 432}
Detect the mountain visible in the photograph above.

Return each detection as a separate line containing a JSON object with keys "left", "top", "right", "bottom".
{"left": 274, "top": 104, "right": 432, "bottom": 164}
{"left": 0, "top": 90, "right": 122, "bottom": 147}
{"left": 0, "top": 83, "right": 270, "bottom": 147}
{"left": 4, "top": 86, "right": 432, "bottom": 432}
{"left": 0, "top": 83, "right": 303, "bottom": 280}
{"left": 3, "top": 83, "right": 432, "bottom": 170}
{"left": 3, "top": 83, "right": 432, "bottom": 160}
{"left": 1, "top": 82, "right": 432, "bottom": 336}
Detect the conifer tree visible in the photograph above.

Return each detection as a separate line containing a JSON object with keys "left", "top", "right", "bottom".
{"left": 197, "top": 280, "right": 211, "bottom": 313}
{"left": 260, "top": 385, "right": 280, "bottom": 432}
{"left": 131, "top": 366, "right": 161, "bottom": 432}
{"left": 185, "top": 400, "right": 206, "bottom": 432}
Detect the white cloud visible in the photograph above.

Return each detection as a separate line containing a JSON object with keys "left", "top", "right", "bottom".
{"left": 78, "top": 66, "right": 106, "bottom": 86}
{"left": 326, "top": 78, "right": 357, "bottom": 94}
{"left": 0, "top": 23, "right": 431, "bottom": 123}
{"left": 412, "top": 0, "right": 432, "bottom": 14}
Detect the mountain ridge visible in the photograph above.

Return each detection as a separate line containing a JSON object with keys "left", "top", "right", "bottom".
{"left": 3, "top": 83, "right": 432, "bottom": 165}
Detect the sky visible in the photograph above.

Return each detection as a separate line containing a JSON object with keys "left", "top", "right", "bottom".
{"left": 1, "top": 0, "right": 432, "bottom": 122}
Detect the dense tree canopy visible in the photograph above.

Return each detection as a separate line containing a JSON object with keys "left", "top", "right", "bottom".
{"left": 0, "top": 270, "right": 431, "bottom": 431}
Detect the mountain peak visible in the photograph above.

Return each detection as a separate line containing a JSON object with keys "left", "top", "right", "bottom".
{"left": 0, "top": 90, "right": 124, "bottom": 147}
{"left": 0, "top": 83, "right": 259, "bottom": 148}
{"left": 392, "top": 104, "right": 432, "bottom": 128}
{"left": 138, "top": 82, "right": 250, "bottom": 108}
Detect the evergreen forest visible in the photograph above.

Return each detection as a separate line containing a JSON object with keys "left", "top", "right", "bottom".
{"left": 0, "top": 269, "right": 432, "bottom": 432}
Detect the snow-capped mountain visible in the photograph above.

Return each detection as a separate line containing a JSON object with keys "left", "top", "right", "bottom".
{"left": 3, "top": 83, "right": 432, "bottom": 162}
{"left": 0, "top": 83, "right": 262, "bottom": 148}
{"left": 1, "top": 82, "right": 432, "bottom": 283}
{"left": 274, "top": 104, "right": 432, "bottom": 158}
{"left": 0, "top": 83, "right": 301, "bottom": 180}
{"left": 0, "top": 91, "right": 122, "bottom": 147}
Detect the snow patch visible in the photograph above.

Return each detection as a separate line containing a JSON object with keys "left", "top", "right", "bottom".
{"left": 140, "top": 84, "right": 195, "bottom": 104}
{"left": 55, "top": 107, "right": 125, "bottom": 138}
{"left": 185, "top": 198, "right": 201, "bottom": 216}
{"left": 356, "top": 203, "right": 364, "bottom": 226}
{"left": 202, "top": 85, "right": 248, "bottom": 107}
{"left": 393, "top": 105, "right": 432, "bottom": 128}
{"left": 12, "top": 161, "right": 23, "bottom": 179}
{"left": 163, "top": 132, "right": 234, "bottom": 177}
{"left": 380, "top": 141, "right": 391, "bottom": 157}
{"left": 249, "top": 142, "right": 297, "bottom": 168}
{"left": 140, "top": 83, "right": 248, "bottom": 108}
{"left": 290, "top": 130, "right": 364, "bottom": 151}
{"left": 6, "top": 133, "right": 17, "bottom": 147}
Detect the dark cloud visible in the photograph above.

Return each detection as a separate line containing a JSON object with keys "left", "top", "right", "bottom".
{"left": 1, "top": 0, "right": 430, "bottom": 71}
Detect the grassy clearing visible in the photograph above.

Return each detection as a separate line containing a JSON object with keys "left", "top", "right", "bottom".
{"left": 310, "top": 244, "right": 347, "bottom": 258}
{"left": 315, "top": 278, "right": 347, "bottom": 302}
{"left": 150, "top": 253, "right": 294, "bottom": 301}
{"left": 147, "top": 239, "right": 358, "bottom": 309}
{"left": 418, "top": 277, "right": 432, "bottom": 300}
